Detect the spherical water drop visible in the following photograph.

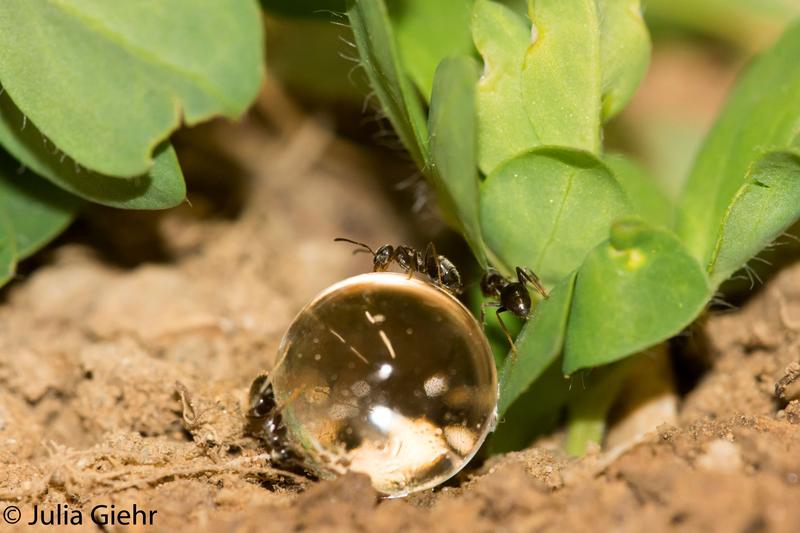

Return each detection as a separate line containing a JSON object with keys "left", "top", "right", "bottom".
{"left": 265, "top": 272, "right": 498, "bottom": 496}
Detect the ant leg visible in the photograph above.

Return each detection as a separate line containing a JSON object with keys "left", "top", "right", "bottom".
{"left": 495, "top": 307, "right": 518, "bottom": 355}
{"left": 517, "top": 266, "right": 549, "bottom": 299}
{"left": 480, "top": 301, "right": 502, "bottom": 328}
{"left": 425, "top": 242, "right": 444, "bottom": 286}
{"left": 405, "top": 252, "right": 416, "bottom": 280}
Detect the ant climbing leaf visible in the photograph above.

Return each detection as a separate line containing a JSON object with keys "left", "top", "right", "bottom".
{"left": 0, "top": 91, "right": 185, "bottom": 210}
{"left": 0, "top": 151, "right": 79, "bottom": 260}
{"left": 0, "top": 0, "right": 263, "bottom": 178}
{"left": 481, "top": 147, "right": 630, "bottom": 286}
{"left": 563, "top": 219, "right": 710, "bottom": 374}
{"left": 347, "top": 0, "right": 430, "bottom": 168}
{"left": 428, "top": 56, "right": 488, "bottom": 268}
{"left": 498, "top": 271, "right": 575, "bottom": 414}
{"left": 677, "top": 21, "right": 800, "bottom": 271}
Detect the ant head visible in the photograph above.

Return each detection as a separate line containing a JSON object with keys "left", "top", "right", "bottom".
{"left": 480, "top": 268, "right": 505, "bottom": 297}
{"left": 373, "top": 244, "right": 394, "bottom": 271}
{"left": 247, "top": 375, "right": 276, "bottom": 419}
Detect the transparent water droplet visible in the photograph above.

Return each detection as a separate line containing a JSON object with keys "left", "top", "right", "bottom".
{"left": 267, "top": 272, "right": 498, "bottom": 496}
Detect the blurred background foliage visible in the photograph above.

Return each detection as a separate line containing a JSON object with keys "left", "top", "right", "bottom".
{"left": 264, "top": 0, "right": 799, "bottom": 198}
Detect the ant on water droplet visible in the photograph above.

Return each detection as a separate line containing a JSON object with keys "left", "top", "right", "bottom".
{"left": 480, "top": 266, "right": 549, "bottom": 353}
{"left": 246, "top": 375, "right": 309, "bottom": 473}
{"left": 334, "top": 238, "right": 463, "bottom": 295}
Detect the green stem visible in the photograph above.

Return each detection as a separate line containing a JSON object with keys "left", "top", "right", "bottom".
{"left": 564, "top": 398, "right": 611, "bottom": 456}
{"left": 564, "top": 359, "right": 634, "bottom": 456}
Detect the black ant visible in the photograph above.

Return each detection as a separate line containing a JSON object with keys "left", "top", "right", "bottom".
{"left": 246, "top": 375, "right": 309, "bottom": 474}
{"left": 480, "top": 266, "right": 549, "bottom": 353}
{"left": 334, "top": 238, "right": 463, "bottom": 295}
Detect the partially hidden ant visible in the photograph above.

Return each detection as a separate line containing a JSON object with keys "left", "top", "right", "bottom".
{"left": 246, "top": 375, "right": 310, "bottom": 475}
{"left": 334, "top": 237, "right": 463, "bottom": 295}
{"left": 480, "top": 266, "right": 549, "bottom": 353}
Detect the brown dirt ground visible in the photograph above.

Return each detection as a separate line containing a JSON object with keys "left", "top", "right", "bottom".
{"left": 2, "top": 86, "right": 800, "bottom": 532}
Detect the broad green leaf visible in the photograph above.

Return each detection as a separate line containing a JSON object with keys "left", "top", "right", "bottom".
{"left": 472, "top": 0, "right": 539, "bottom": 175}
{"left": 676, "top": 22, "right": 800, "bottom": 265}
{"left": 347, "top": 0, "right": 430, "bottom": 168}
{"left": 389, "top": 0, "right": 476, "bottom": 101}
{"left": 0, "top": 209, "right": 16, "bottom": 286}
{"left": 522, "top": 0, "right": 601, "bottom": 153}
{"left": 0, "top": 153, "right": 80, "bottom": 260}
{"left": 498, "top": 271, "right": 576, "bottom": 414}
{"left": 563, "top": 219, "right": 709, "bottom": 374}
{"left": 0, "top": 91, "right": 186, "bottom": 210}
{"left": 604, "top": 154, "right": 673, "bottom": 228}
{"left": 596, "top": 0, "right": 651, "bottom": 121}
{"left": 708, "top": 150, "right": 800, "bottom": 286}
{"left": 0, "top": 0, "right": 264, "bottom": 177}
{"left": 480, "top": 148, "right": 630, "bottom": 286}
{"left": 429, "top": 57, "right": 487, "bottom": 267}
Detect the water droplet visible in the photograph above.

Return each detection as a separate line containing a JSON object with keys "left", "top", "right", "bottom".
{"left": 265, "top": 273, "right": 498, "bottom": 496}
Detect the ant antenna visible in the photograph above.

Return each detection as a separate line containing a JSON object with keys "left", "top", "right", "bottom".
{"left": 334, "top": 237, "right": 376, "bottom": 256}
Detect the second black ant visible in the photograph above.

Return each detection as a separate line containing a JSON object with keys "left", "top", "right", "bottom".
{"left": 334, "top": 238, "right": 463, "bottom": 295}
{"left": 480, "top": 266, "right": 549, "bottom": 353}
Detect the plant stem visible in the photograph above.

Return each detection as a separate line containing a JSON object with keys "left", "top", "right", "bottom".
{"left": 564, "top": 359, "right": 634, "bottom": 456}
{"left": 564, "top": 398, "right": 612, "bottom": 456}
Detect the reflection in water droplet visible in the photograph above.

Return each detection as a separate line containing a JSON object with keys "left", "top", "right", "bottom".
{"left": 376, "top": 363, "right": 393, "bottom": 380}
{"left": 267, "top": 273, "right": 498, "bottom": 496}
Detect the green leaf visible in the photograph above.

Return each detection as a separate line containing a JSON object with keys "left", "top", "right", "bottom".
{"left": 498, "top": 271, "right": 576, "bottom": 414}
{"left": 0, "top": 90, "right": 186, "bottom": 210}
{"left": 708, "top": 150, "right": 800, "bottom": 286}
{"left": 480, "top": 148, "right": 630, "bottom": 286}
{"left": 0, "top": 0, "right": 264, "bottom": 177}
{"left": 472, "top": 0, "right": 539, "bottom": 175}
{"left": 522, "top": 0, "right": 601, "bottom": 153}
{"left": 428, "top": 57, "right": 487, "bottom": 267}
{"left": 676, "top": 21, "right": 800, "bottom": 266}
{"left": 563, "top": 219, "right": 710, "bottom": 374}
{"left": 500, "top": 0, "right": 528, "bottom": 14}
{"left": 596, "top": 0, "right": 651, "bottom": 121}
{"left": 604, "top": 154, "right": 673, "bottom": 228}
{"left": 347, "top": 0, "right": 430, "bottom": 168}
{"left": 389, "top": 0, "right": 476, "bottom": 101}
{"left": 0, "top": 153, "right": 80, "bottom": 260}
{"left": 0, "top": 209, "right": 16, "bottom": 286}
